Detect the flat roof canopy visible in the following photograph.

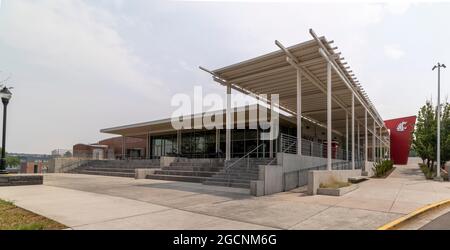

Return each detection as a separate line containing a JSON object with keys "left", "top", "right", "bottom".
{"left": 101, "top": 104, "right": 297, "bottom": 137}
{"left": 202, "top": 29, "right": 388, "bottom": 142}
{"left": 102, "top": 29, "right": 389, "bottom": 147}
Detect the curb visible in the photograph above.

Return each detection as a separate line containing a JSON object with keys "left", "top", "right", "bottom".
{"left": 378, "top": 199, "right": 450, "bottom": 230}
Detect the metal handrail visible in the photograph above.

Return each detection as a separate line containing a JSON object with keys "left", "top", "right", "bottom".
{"left": 59, "top": 158, "right": 88, "bottom": 173}
{"left": 266, "top": 140, "right": 297, "bottom": 166}
{"left": 223, "top": 143, "right": 267, "bottom": 187}
{"left": 224, "top": 143, "right": 265, "bottom": 172}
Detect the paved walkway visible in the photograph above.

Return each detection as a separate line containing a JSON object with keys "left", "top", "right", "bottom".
{"left": 1, "top": 158, "right": 450, "bottom": 230}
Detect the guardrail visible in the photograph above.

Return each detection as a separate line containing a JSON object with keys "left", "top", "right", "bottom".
{"left": 280, "top": 133, "right": 365, "bottom": 161}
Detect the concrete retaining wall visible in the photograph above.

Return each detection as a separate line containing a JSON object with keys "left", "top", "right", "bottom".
{"left": 47, "top": 158, "right": 90, "bottom": 173}
{"left": 307, "top": 169, "right": 361, "bottom": 195}
{"left": 135, "top": 168, "right": 158, "bottom": 179}
{"left": 363, "top": 161, "right": 375, "bottom": 177}
{"left": 250, "top": 153, "right": 350, "bottom": 196}
{"left": 0, "top": 175, "right": 43, "bottom": 186}
{"left": 277, "top": 153, "right": 345, "bottom": 173}
{"left": 260, "top": 165, "right": 284, "bottom": 195}
{"left": 160, "top": 157, "right": 178, "bottom": 167}
{"left": 278, "top": 153, "right": 346, "bottom": 191}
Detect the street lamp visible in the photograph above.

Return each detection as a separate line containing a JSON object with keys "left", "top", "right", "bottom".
{"left": 0, "top": 86, "right": 12, "bottom": 174}
{"left": 432, "top": 63, "right": 446, "bottom": 181}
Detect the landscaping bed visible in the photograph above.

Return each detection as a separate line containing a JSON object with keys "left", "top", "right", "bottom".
{"left": 371, "top": 160, "right": 395, "bottom": 178}
{"left": 419, "top": 163, "right": 449, "bottom": 181}
{"left": 419, "top": 163, "right": 435, "bottom": 179}
{"left": 317, "top": 180, "right": 358, "bottom": 196}
{"left": 0, "top": 199, "right": 66, "bottom": 230}
{"left": 317, "top": 184, "right": 358, "bottom": 196}
{"left": 372, "top": 167, "right": 396, "bottom": 179}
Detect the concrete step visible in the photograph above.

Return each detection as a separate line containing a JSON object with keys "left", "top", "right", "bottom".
{"left": 153, "top": 170, "right": 217, "bottom": 177}
{"left": 146, "top": 174, "right": 210, "bottom": 183}
{"left": 72, "top": 170, "right": 135, "bottom": 178}
{"left": 203, "top": 180, "right": 250, "bottom": 189}
{"left": 212, "top": 174, "right": 259, "bottom": 180}
{"left": 91, "top": 160, "right": 159, "bottom": 165}
{"left": 79, "top": 167, "right": 136, "bottom": 173}
{"left": 348, "top": 176, "right": 369, "bottom": 184}
{"left": 84, "top": 164, "right": 157, "bottom": 169}
{"left": 161, "top": 166, "right": 223, "bottom": 172}
{"left": 224, "top": 167, "right": 259, "bottom": 173}
{"left": 206, "top": 177, "right": 252, "bottom": 184}
{"left": 170, "top": 162, "right": 205, "bottom": 167}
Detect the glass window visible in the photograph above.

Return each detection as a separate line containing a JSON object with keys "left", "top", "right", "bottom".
{"left": 246, "top": 130, "right": 257, "bottom": 140}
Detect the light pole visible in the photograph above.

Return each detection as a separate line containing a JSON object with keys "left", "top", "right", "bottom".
{"left": 0, "top": 86, "right": 12, "bottom": 174}
{"left": 432, "top": 63, "right": 446, "bottom": 180}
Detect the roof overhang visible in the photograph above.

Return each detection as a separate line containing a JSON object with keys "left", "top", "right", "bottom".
{"left": 100, "top": 104, "right": 299, "bottom": 137}
{"left": 200, "top": 29, "right": 388, "bottom": 145}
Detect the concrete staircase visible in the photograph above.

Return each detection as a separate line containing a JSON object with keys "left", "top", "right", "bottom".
{"left": 145, "top": 158, "right": 225, "bottom": 183}
{"left": 203, "top": 158, "right": 275, "bottom": 188}
{"left": 70, "top": 159, "right": 160, "bottom": 178}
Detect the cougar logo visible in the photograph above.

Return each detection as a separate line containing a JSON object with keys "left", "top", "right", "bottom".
{"left": 396, "top": 121, "right": 407, "bottom": 132}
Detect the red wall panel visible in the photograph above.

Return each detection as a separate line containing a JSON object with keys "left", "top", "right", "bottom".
{"left": 384, "top": 116, "right": 417, "bottom": 165}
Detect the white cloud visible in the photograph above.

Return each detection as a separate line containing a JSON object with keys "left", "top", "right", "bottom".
{"left": 384, "top": 1, "right": 412, "bottom": 15}
{"left": 384, "top": 45, "right": 405, "bottom": 60}
{"left": 0, "top": 0, "right": 170, "bottom": 153}
{"left": 0, "top": 0, "right": 164, "bottom": 99}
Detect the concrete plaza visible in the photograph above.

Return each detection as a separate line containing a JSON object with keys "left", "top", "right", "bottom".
{"left": 1, "top": 158, "right": 450, "bottom": 230}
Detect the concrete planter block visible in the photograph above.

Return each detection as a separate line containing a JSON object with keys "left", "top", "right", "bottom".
{"left": 307, "top": 169, "right": 361, "bottom": 195}
{"left": 135, "top": 168, "right": 158, "bottom": 179}
{"left": 160, "top": 157, "right": 178, "bottom": 167}
{"left": 317, "top": 184, "right": 358, "bottom": 196}
{"left": 250, "top": 180, "right": 264, "bottom": 197}
{"left": 262, "top": 165, "right": 283, "bottom": 195}
{"left": 348, "top": 176, "right": 368, "bottom": 184}
{"left": 0, "top": 174, "right": 43, "bottom": 186}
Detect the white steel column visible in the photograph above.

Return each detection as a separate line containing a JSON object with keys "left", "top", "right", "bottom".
{"left": 297, "top": 69, "right": 302, "bottom": 156}
{"left": 226, "top": 83, "right": 231, "bottom": 160}
{"left": 269, "top": 101, "right": 274, "bottom": 158}
{"left": 122, "top": 135, "right": 126, "bottom": 160}
{"left": 351, "top": 94, "right": 355, "bottom": 170}
{"left": 357, "top": 123, "right": 360, "bottom": 163}
{"left": 327, "top": 62, "right": 332, "bottom": 170}
{"left": 269, "top": 133, "right": 273, "bottom": 158}
{"left": 380, "top": 128, "right": 383, "bottom": 159}
{"left": 346, "top": 112, "right": 349, "bottom": 161}
{"left": 373, "top": 122, "right": 376, "bottom": 162}
{"left": 215, "top": 129, "right": 220, "bottom": 154}
{"left": 365, "top": 110, "right": 368, "bottom": 165}
{"left": 146, "top": 133, "right": 151, "bottom": 159}
{"left": 177, "top": 130, "right": 181, "bottom": 155}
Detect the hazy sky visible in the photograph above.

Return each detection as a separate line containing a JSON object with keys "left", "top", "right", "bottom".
{"left": 0, "top": 0, "right": 449, "bottom": 154}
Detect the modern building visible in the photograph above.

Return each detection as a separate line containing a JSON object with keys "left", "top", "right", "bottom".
{"left": 73, "top": 136, "right": 147, "bottom": 159}
{"left": 101, "top": 29, "right": 391, "bottom": 172}
{"left": 20, "top": 161, "right": 44, "bottom": 174}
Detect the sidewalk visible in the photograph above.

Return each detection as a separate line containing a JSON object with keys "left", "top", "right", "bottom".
{"left": 1, "top": 158, "right": 449, "bottom": 229}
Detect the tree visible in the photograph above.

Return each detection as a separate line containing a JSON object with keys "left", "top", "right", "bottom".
{"left": 413, "top": 100, "right": 450, "bottom": 171}
{"left": 440, "top": 103, "right": 450, "bottom": 167}
{"left": 0, "top": 147, "right": 21, "bottom": 168}
{"left": 413, "top": 101, "right": 436, "bottom": 168}
{"left": 63, "top": 151, "right": 72, "bottom": 158}
{"left": 6, "top": 155, "right": 20, "bottom": 168}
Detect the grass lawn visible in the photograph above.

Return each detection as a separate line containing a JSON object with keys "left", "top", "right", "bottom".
{"left": 0, "top": 199, "right": 66, "bottom": 230}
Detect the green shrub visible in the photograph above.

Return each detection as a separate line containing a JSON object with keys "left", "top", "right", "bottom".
{"left": 419, "top": 163, "right": 435, "bottom": 179}
{"left": 372, "top": 159, "right": 394, "bottom": 178}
